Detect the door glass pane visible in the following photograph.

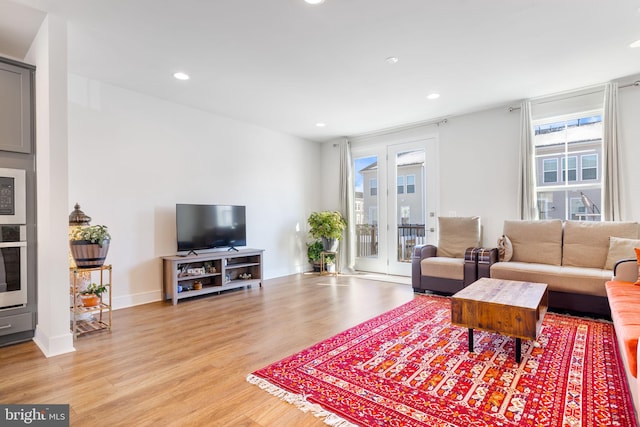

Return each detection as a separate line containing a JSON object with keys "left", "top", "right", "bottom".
{"left": 395, "top": 150, "right": 425, "bottom": 263}
{"left": 354, "top": 156, "right": 378, "bottom": 259}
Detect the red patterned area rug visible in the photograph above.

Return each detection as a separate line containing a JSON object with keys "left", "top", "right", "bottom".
{"left": 247, "top": 295, "right": 638, "bottom": 427}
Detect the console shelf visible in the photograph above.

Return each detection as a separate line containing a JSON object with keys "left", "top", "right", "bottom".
{"left": 162, "top": 248, "right": 264, "bottom": 305}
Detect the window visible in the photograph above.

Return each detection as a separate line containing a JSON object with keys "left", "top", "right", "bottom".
{"left": 581, "top": 154, "right": 598, "bottom": 180}
{"left": 562, "top": 156, "right": 577, "bottom": 182}
{"left": 370, "top": 178, "right": 377, "bottom": 196}
{"left": 543, "top": 159, "right": 558, "bottom": 183}
{"left": 397, "top": 176, "right": 404, "bottom": 194}
{"left": 534, "top": 114, "right": 603, "bottom": 221}
{"left": 406, "top": 175, "right": 415, "bottom": 194}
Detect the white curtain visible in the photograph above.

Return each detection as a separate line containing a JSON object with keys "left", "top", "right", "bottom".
{"left": 339, "top": 139, "right": 355, "bottom": 273}
{"left": 603, "top": 82, "right": 623, "bottom": 221}
{"left": 517, "top": 100, "right": 537, "bottom": 220}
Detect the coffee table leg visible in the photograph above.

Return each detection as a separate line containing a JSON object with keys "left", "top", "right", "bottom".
{"left": 515, "top": 338, "right": 521, "bottom": 363}
{"left": 468, "top": 328, "right": 474, "bottom": 353}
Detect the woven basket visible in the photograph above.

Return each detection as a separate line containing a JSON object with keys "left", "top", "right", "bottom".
{"left": 70, "top": 240, "right": 110, "bottom": 268}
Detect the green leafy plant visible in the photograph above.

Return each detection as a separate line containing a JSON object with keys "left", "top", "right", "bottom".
{"left": 307, "top": 240, "right": 323, "bottom": 264}
{"left": 307, "top": 211, "right": 347, "bottom": 240}
{"left": 80, "top": 282, "right": 108, "bottom": 298}
{"left": 70, "top": 225, "right": 111, "bottom": 247}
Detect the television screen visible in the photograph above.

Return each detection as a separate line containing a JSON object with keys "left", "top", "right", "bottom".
{"left": 176, "top": 204, "right": 246, "bottom": 252}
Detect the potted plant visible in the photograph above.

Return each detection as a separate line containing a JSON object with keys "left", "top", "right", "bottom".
{"left": 307, "top": 240, "right": 323, "bottom": 272}
{"left": 79, "top": 282, "right": 108, "bottom": 307}
{"left": 324, "top": 253, "right": 336, "bottom": 273}
{"left": 307, "top": 211, "right": 347, "bottom": 251}
{"left": 70, "top": 224, "right": 111, "bottom": 268}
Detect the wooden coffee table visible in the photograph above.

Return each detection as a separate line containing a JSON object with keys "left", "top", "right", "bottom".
{"left": 451, "top": 277, "right": 548, "bottom": 363}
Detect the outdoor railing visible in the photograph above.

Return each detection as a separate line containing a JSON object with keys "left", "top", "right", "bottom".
{"left": 355, "top": 224, "right": 426, "bottom": 262}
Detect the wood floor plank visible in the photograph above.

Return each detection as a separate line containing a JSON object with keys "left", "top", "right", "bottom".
{"left": 0, "top": 273, "right": 414, "bottom": 426}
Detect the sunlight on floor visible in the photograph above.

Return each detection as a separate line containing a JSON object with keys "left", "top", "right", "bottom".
{"left": 341, "top": 272, "right": 411, "bottom": 285}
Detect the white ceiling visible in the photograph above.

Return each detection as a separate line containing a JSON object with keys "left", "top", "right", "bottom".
{"left": 2, "top": 0, "right": 640, "bottom": 142}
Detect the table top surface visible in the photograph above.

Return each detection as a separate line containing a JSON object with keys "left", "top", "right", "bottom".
{"left": 452, "top": 277, "right": 548, "bottom": 310}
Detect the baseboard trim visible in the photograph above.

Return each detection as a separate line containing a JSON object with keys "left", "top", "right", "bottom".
{"left": 33, "top": 326, "right": 75, "bottom": 357}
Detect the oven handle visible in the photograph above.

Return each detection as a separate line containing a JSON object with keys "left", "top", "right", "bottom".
{"left": 0, "top": 241, "right": 27, "bottom": 248}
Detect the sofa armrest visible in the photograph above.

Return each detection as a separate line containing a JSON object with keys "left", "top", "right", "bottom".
{"left": 412, "top": 245, "right": 437, "bottom": 288}
{"left": 613, "top": 258, "right": 638, "bottom": 282}
{"left": 477, "top": 247, "right": 499, "bottom": 279}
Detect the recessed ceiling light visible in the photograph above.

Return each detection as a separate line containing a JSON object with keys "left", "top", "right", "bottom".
{"left": 173, "top": 72, "right": 190, "bottom": 80}
{"left": 427, "top": 93, "right": 440, "bottom": 100}
{"left": 630, "top": 39, "right": 640, "bottom": 48}
{"left": 315, "top": 122, "right": 326, "bottom": 127}
{"left": 385, "top": 56, "right": 399, "bottom": 64}
{"left": 305, "top": 0, "right": 325, "bottom": 4}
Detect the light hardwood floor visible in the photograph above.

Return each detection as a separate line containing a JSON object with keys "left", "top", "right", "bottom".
{"left": 0, "top": 273, "right": 415, "bottom": 426}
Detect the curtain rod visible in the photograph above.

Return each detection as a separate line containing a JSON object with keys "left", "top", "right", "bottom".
{"left": 508, "top": 80, "right": 640, "bottom": 112}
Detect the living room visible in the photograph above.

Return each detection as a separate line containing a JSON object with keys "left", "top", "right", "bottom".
{"left": 1, "top": 1, "right": 640, "bottom": 425}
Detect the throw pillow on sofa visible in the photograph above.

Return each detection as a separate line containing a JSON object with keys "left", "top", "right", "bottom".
{"left": 497, "top": 235, "right": 513, "bottom": 262}
{"left": 604, "top": 236, "right": 640, "bottom": 270}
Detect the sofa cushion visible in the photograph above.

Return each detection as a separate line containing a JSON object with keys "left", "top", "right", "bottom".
{"left": 562, "top": 220, "right": 638, "bottom": 269}
{"left": 490, "top": 261, "right": 609, "bottom": 297}
{"left": 437, "top": 216, "right": 480, "bottom": 258}
{"left": 503, "top": 220, "right": 563, "bottom": 266}
{"left": 605, "top": 280, "right": 640, "bottom": 378}
{"left": 421, "top": 257, "right": 464, "bottom": 280}
{"left": 604, "top": 236, "right": 640, "bottom": 270}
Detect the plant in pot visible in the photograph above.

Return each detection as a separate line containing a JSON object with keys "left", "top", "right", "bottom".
{"left": 324, "top": 253, "right": 336, "bottom": 273}
{"left": 70, "top": 224, "right": 111, "bottom": 268}
{"left": 307, "top": 211, "right": 347, "bottom": 251}
{"left": 307, "top": 240, "right": 323, "bottom": 272}
{"left": 79, "top": 282, "right": 108, "bottom": 307}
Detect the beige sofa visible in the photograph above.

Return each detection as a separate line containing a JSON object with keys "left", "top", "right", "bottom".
{"left": 489, "top": 220, "right": 639, "bottom": 316}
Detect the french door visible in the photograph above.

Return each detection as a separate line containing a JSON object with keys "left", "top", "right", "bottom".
{"left": 352, "top": 138, "right": 438, "bottom": 275}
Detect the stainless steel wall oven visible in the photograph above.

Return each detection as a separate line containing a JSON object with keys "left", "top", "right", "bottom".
{"left": 0, "top": 168, "right": 27, "bottom": 310}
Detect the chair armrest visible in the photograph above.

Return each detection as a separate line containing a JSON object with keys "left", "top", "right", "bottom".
{"left": 613, "top": 258, "right": 638, "bottom": 282}
{"left": 476, "top": 248, "right": 499, "bottom": 280}
{"left": 413, "top": 244, "right": 437, "bottom": 260}
{"left": 412, "top": 245, "right": 437, "bottom": 288}
{"left": 463, "top": 248, "right": 478, "bottom": 286}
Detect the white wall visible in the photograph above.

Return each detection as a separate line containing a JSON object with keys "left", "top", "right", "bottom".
{"left": 68, "top": 75, "right": 321, "bottom": 308}
{"left": 437, "top": 106, "right": 520, "bottom": 245}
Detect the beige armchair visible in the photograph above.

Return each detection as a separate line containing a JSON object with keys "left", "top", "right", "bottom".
{"left": 412, "top": 216, "right": 482, "bottom": 294}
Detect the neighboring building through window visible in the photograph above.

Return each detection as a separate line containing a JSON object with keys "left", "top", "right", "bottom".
{"left": 534, "top": 114, "right": 603, "bottom": 221}
{"left": 370, "top": 178, "right": 377, "bottom": 196}
{"left": 581, "top": 154, "right": 598, "bottom": 180}
{"left": 406, "top": 175, "right": 415, "bottom": 194}
{"left": 397, "top": 176, "right": 404, "bottom": 194}
{"left": 543, "top": 159, "right": 558, "bottom": 183}
{"left": 369, "top": 207, "right": 378, "bottom": 225}
{"left": 562, "top": 156, "right": 577, "bottom": 182}
{"left": 400, "top": 206, "right": 410, "bottom": 225}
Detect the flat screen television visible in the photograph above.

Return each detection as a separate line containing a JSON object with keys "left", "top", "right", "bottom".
{"left": 176, "top": 204, "right": 246, "bottom": 253}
